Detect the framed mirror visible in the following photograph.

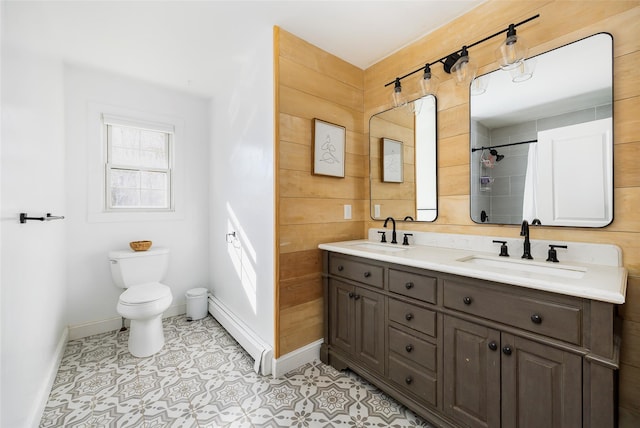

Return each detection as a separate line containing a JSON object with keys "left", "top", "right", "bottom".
{"left": 470, "top": 33, "right": 613, "bottom": 227}
{"left": 370, "top": 95, "right": 437, "bottom": 222}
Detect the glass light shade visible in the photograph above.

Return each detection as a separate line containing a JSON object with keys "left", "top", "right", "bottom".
{"left": 392, "top": 79, "right": 407, "bottom": 107}
{"left": 420, "top": 66, "right": 439, "bottom": 95}
{"left": 496, "top": 33, "right": 529, "bottom": 70}
{"left": 451, "top": 54, "right": 478, "bottom": 86}
{"left": 510, "top": 57, "right": 536, "bottom": 82}
{"left": 470, "top": 75, "right": 489, "bottom": 96}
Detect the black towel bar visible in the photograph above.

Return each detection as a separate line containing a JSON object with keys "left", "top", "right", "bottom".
{"left": 19, "top": 213, "right": 65, "bottom": 223}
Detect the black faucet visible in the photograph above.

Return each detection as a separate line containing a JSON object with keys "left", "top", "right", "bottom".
{"left": 520, "top": 220, "right": 533, "bottom": 259}
{"left": 383, "top": 217, "right": 397, "bottom": 244}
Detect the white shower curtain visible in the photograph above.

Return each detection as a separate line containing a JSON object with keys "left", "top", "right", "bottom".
{"left": 522, "top": 143, "right": 538, "bottom": 222}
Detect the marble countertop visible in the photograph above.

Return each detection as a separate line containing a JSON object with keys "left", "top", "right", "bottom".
{"left": 319, "top": 238, "right": 627, "bottom": 304}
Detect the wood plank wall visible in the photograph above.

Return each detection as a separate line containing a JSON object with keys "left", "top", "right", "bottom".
{"left": 275, "top": 1, "right": 640, "bottom": 423}
{"left": 362, "top": 1, "right": 640, "bottom": 424}
{"left": 274, "top": 28, "right": 366, "bottom": 357}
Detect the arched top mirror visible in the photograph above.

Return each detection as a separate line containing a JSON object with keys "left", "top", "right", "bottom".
{"left": 370, "top": 95, "right": 437, "bottom": 222}
{"left": 470, "top": 33, "right": 613, "bottom": 227}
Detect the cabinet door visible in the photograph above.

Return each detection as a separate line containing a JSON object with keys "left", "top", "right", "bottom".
{"left": 501, "top": 334, "right": 582, "bottom": 428}
{"left": 355, "top": 287, "right": 385, "bottom": 374}
{"left": 443, "top": 316, "right": 501, "bottom": 428}
{"left": 330, "top": 280, "right": 355, "bottom": 355}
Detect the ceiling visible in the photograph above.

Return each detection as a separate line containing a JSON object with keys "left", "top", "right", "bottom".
{"left": 3, "top": 1, "right": 484, "bottom": 97}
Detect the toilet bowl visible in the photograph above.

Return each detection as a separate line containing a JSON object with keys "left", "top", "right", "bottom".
{"left": 117, "top": 282, "right": 172, "bottom": 357}
{"left": 109, "top": 248, "right": 173, "bottom": 357}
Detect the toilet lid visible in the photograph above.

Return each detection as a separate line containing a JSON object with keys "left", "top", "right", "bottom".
{"left": 120, "top": 282, "right": 171, "bottom": 304}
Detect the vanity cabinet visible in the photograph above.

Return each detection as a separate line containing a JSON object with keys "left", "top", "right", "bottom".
{"left": 328, "top": 254, "right": 385, "bottom": 375}
{"left": 443, "top": 316, "right": 582, "bottom": 428}
{"left": 321, "top": 251, "right": 620, "bottom": 428}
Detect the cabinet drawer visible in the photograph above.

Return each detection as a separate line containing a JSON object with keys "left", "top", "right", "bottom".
{"left": 388, "top": 354, "right": 437, "bottom": 406}
{"left": 389, "top": 299, "right": 436, "bottom": 337}
{"left": 389, "top": 327, "right": 436, "bottom": 372}
{"left": 389, "top": 269, "right": 437, "bottom": 304}
{"left": 329, "top": 255, "right": 384, "bottom": 289}
{"left": 443, "top": 279, "right": 582, "bottom": 345}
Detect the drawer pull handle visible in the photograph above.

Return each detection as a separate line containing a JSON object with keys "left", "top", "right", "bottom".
{"left": 405, "top": 344, "right": 413, "bottom": 353}
{"left": 405, "top": 313, "right": 414, "bottom": 321}
{"left": 354, "top": 294, "right": 361, "bottom": 300}
{"left": 463, "top": 296, "right": 473, "bottom": 305}
{"left": 488, "top": 341, "right": 498, "bottom": 351}
{"left": 348, "top": 292, "right": 354, "bottom": 298}
{"left": 405, "top": 376, "right": 413, "bottom": 384}
{"left": 363, "top": 271, "right": 371, "bottom": 278}
{"left": 337, "top": 265, "right": 344, "bottom": 271}
{"left": 502, "top": 346, "right": 512, "bottom": 356}
{"left": 531, "top": 314, "right": 543, "bottom": 324}
{"left": 405, "top": 282, "right": 414, "bottom": 289}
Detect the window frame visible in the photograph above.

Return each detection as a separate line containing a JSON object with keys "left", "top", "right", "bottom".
{"left": 102, "top": 114, "right": 176, "bottom": 213}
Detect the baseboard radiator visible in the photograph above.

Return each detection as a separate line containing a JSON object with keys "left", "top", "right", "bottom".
{"left": 208, "top": 296, "right": 273, "bottom": 376}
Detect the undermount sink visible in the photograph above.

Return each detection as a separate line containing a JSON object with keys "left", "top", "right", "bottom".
{"left": 351, "top": 242, "right": 409, "bottom": 253}
{"left": 458, "top": 255, "right": 586, "bottom": 279}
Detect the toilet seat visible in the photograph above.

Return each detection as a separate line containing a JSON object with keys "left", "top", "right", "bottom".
{"left": 119, "top": 282, "right": 171, "bottom": 305}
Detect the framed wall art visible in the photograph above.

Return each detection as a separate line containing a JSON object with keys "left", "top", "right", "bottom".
{"left": 382, "top": 138, "right": 403, "bottom": 183}
{"left": 313, "top": 118, "right": 345, "bottom": 178}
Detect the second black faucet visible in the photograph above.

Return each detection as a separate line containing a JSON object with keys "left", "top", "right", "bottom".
{"left": 520, "top": 220, "right": 533, "bottom": 259}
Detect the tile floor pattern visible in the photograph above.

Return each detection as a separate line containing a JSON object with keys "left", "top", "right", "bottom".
{"left": 41, "top": 315, "right": 433, "bottom": 427}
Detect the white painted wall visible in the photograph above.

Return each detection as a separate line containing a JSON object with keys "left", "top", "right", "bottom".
{"left": 209, "top": 26, "right": 275, "bottom": 349}
{"left": 1, "top": 46, "right": 68, "bottom": 428}
{"left": 64, "top": 65, "right": 211, "bottom": 331}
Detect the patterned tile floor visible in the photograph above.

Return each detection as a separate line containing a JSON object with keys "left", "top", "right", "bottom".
{"left": 41, "top": 315, "right": 432, "bottom": 427}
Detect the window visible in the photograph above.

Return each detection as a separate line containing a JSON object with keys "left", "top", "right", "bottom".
{"left": 103, "top": 115, "right": 174, "bottom": 211}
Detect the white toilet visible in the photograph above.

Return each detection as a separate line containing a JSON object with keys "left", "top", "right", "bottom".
{"left": 109, "top": 247, "right": 173, "bottom": 357}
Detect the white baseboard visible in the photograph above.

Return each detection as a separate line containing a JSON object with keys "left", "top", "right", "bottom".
{"left": 68, "top": 303, "right": 186, "bottom": 340}
{"left": 29, "top": 326, "right": 68, "bottom": 428}
{"left": 208, "top": 296, "right": 273, "bottom": 376}
{"left": 271, "top": 339, "right": 323, "bottom": 378}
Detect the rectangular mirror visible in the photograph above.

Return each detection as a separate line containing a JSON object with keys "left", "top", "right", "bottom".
{"left": 370, "top": 95, "right": 437, "bottom": 222}
{"left": 470, "top": 33, "right": 613, "bottom": 227}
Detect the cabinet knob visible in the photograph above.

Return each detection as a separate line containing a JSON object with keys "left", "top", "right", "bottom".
{"left": 488, "top": 341, "right": 498, "bottom": 351}
{"left": 463, "top": 296, "right": 473, "bottom": 305}
{"left": 502, "top": 346, "right": 512, "bottom": 356}
{"left": 530, "top": 314, "right": 543, "bottom": 324}
{"left": 405, "top": 376, "right": 413, "bottom": 385}
{"left": 354, "top": 294, "right": 361, "bottom": 300}
{"left": 405, "top": 313, "right": 414, "bottom": 321}
{"left": 363, "top": 271, "right": 371, "bottom": 278}
{"left": 405, "top": 344, "right": 413, "bottom": 353}
{"left": 405, "top": 282, "right": 414, "bottom": 290}
{"left": 337, "top": 265, "right": 344, "bottom": 271}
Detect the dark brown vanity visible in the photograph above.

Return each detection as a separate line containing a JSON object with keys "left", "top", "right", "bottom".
{"left": 320, "top": 251, "right": 620, "bottom": 428}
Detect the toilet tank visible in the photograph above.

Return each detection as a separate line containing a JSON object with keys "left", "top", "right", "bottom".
{"left": 109, "top": 247, "right": 169, "bottom": 288}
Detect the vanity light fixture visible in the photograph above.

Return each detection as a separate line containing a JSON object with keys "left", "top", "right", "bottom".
{"left": 450, "top": 46, "right": 478, "bottom": 86}
{"left": 419, "top": 63, "right": 439, "bottom": 95}
{"left": 496, "top": 24, "right": 529, "bottom": 70}
{"left": 392, "top": 78, "right": 407, "bottom": 107}
{"left": 385, "top": 14, "right": 539, "bottom": 99}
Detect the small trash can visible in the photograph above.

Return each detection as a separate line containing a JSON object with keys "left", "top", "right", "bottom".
{"left": 185, "top": 287, "right": 209, "bottom": 321}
